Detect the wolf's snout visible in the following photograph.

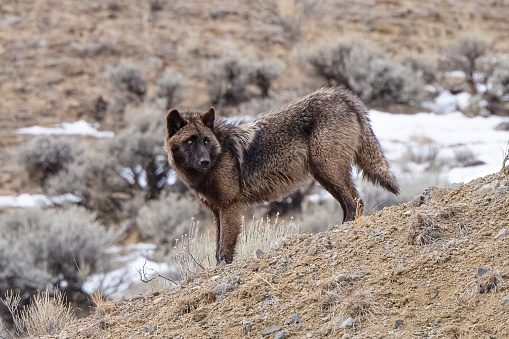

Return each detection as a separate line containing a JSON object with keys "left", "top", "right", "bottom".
{"left": 200, "top": 158, "right": 210, "bottom": 166}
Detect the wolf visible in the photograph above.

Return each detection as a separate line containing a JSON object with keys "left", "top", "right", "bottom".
{"left": 164, "top": 87, "right": 399, "bottom": 264}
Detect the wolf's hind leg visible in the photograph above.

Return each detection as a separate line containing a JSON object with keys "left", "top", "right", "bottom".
{"left": 310, "top": 161, "right": 359, "bottom": 222}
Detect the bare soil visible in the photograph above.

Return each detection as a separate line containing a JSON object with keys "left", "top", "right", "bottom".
{"left": 57, "top": 169, "right": 509, "bottom": 338}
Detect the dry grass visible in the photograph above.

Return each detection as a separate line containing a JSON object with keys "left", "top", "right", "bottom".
{"left": 502, "top": 142, "right": 509, "bottom": 172}
{"left": 477, "top": 269, "right": 507, "bottom": 294}
{"left": 1, "top": 288, "right": 75, "bottom": 337}
{"left": 407, "top": 212, "right": 442, "bottom": 245}
{"left": 90, "top": 289, "right": 107, "bottom": 316}
{"left": 173, "top": 214, "right": 300, "bottom": 282}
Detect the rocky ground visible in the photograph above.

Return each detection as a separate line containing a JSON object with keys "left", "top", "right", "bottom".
{"left": 56, "top": 169, "right": 509, "bottom": 338}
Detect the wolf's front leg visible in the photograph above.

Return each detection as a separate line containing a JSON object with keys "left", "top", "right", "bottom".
{"left": 213, "top": 210, "right": 221, "bottom": 263}
{"left": 217, "top": 204, "right": 242, "bottom": 264}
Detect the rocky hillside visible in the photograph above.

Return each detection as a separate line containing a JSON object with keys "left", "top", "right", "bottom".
{"left": 57, "top": 169, "right": 509, "bottom": 338}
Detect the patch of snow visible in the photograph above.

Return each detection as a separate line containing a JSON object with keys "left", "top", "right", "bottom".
{"left": 121, "top": 168, "right": 135, "bottom": 185}
{"left": 422, "top": 90, "right": 470, "bottom": 114}
{"left": 82, "top": 243, "right": 174, "bottom": 298}
{"left": 167, "top": 170, "right": 177, "bottom": 185}
{"left": 0, "top": 193, "right": 81, "bottom": 208}
{"left": 369, "top": 110, "right": 509, "bottom": 184}
{"left": 16, "top": 120, "right": 114, "bottom": 138}
{"left": 444, "top": 70, "right": 466, "bottom": 78}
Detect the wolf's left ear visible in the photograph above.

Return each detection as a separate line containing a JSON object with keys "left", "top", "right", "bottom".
{"left": 167, "top": 109, "right": 187, "bottom": 138}
{"left": 201, "top": 107, "right": 215, "bottom": 130}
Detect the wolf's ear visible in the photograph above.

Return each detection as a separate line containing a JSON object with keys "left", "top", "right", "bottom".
{"left": 201, "top": 107, "right": 215, "bottom": 130}
{"left": 166, "top": 109, "right": 187, "bottom": 138}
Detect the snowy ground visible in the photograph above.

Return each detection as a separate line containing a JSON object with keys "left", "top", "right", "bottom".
{"left": 82, "top": 243, "right": 174, "bottom": 299}
{"left": 370, "top": 110, "right": 509, "bottom": 184}
{"left": 16, "top": 120, "right": 114, "bottom": 138}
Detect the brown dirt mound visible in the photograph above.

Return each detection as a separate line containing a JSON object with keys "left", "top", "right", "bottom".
{"left": 60, "top": 170, "right": 509, "bottom": 338}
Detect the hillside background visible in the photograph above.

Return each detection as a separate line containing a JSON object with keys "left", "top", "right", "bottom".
{"left": 1, "top": 0, "right": 509, "bottom": 337}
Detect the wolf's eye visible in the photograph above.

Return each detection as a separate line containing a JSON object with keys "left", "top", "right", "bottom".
{"left": 187, "top": 140, "right": 193, "bottom": 145}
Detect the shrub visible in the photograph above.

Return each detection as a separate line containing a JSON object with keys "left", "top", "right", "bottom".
{"left": 275, "top": 0, "right": 319, "bottom": 42}
{"left": 206, "top": 57, "right": 285, "bottom": 107}
{"left": 250, "top": 59, "right": 286, "bottom": 97}
{"left": 149, "top": 0, "right": 166, "bottom": 12}
{"left": 484, "top": 59, "right": 509, "bottom": 116}
{"left": 108, "top": 106, "right": 171, "bottom": 200}
{"left": 446, "top": 32, "right": 492, "bottom": 94}
{"left": 309, "top": 40, "right": 426, "bottom": 106}
{"left": 0, "top": 207, "right": 116, "bottom": 298}
{"left": 46, "top": 149, "right": 132, "bottom": 221}
{"left": 136, "top": 192, "right": 200, "bottom": 247}
{"left": 156, "top": 73, "right": 182, "bottom": 109}
{"left": 17, "top": 136, "right": 81, "bottom": 187}
{"left": 402, "top": 53, "right": 437, "bottom": 84}
{"left": 108, "top": 62, "right": 146, "bottom": 100}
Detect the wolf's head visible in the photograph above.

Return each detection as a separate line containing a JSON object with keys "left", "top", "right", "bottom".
{"left": 164, "top": 108, "right": 220, "bottom": 173}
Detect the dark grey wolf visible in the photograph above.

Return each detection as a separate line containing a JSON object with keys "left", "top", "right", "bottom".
{"left": 164, "top": 87, "right": 399, "bottom": 263}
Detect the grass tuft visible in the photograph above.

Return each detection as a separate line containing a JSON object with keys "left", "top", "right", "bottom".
{"left": 2, "top": 288, "right": 75, "bottom": 337}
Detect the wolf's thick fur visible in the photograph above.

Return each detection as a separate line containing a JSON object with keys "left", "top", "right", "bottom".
{"left": 164, "top": 87, "right": 399, "bottom": 263}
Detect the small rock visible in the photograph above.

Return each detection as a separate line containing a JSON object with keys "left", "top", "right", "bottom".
{"left": 212, "top": 282, "right": 233, "bottom": 297}
{"left": 337, "top": 274, "right": 349, "bottom": 281}
{"left": 84, "top": 325, "right": 99, "bottom": 338}
{"left": 232, "top": 276, "right": 242, "bottom": 284}
{"left": 502, "top": 295, "right": 509, "bottom": 303}
{"left": 220, "top": 260, "right": 227, "bottom": 266}
{"left": 494, "top": 122, "right": 509, "bottom": 131}
{"left": 429, "top": 287, "right": 439, "bottom": 299}
{"left": 476, "top": 184, "right": 493, "bottom": 196}
{"left": 341, "top": 334, "right": 351, "bottom": 339}
{"left": 272, "top": 276, "right": 279, "bottom": 284}
{"left": 248, "top": 263, "right": 260, "bottom": 271}
{"left": 475, "top": 267, "right": 489, "bottom": 277}
{"left": 261, "top": 325, "right": 282, "bottom": 336}
{"left": 145, "top": 290, "right": 160, "bottom": 297}
{"left": 322, "top": 237, "right": 333, "bottom": 249}
{"left": 306, "top": 334, "right": 312, "bottom": 338}
{"left": 308, "top": 246, "right": 317, "bottom": 255}
{"left": 255, "top": 249, "right": 265, "bottom": 258}
{"left": 274, "top": 331, "right": 286, "bottom": 339}
{"left": 296, "top": 272, "right": 304, "bottom": 277}
{"left": 289, "top": 313, "right": 301, "bottom": 324}
{"left": 339, "top": 317, "right": 355, "bottom": 329}
{"left": 395, "top": 319, "right": 404, "bottom": 329}
{"left": 153, "top": 297, "right": 163, "bottom": 304}
{"left": 494, "top": 228, "right": 508, "bottom": 239}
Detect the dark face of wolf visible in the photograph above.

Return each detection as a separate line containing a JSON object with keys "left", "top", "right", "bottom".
{"left": 165, "top": 108, "right": 220, "bottom": 174}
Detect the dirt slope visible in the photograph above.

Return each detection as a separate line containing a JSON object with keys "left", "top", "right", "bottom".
{"left": 58, "top": 169, "right": 509, "bottom": 338}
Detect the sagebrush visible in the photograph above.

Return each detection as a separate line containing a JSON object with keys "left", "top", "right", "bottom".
{"left": 0, "top": 206, "right": 116, "bottom": 298}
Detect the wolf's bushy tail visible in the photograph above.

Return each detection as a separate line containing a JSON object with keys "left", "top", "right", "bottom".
{"left": 355, "top": 123, "right": 400, "bottom": 195}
